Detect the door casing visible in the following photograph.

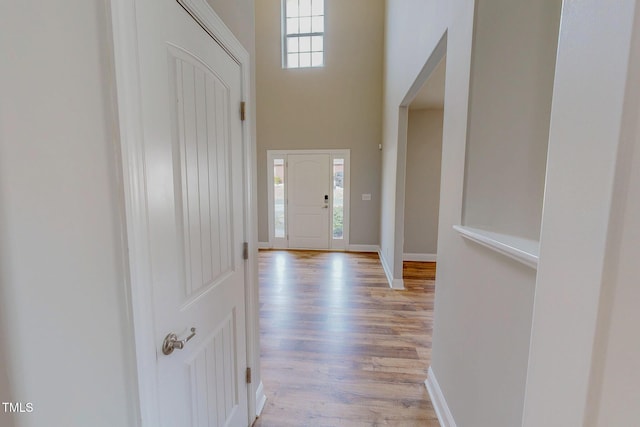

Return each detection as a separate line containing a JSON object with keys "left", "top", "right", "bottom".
{"left": 267, "top": 149, "right": 351, "bottom": 250}
{"left": 109, "top": 0, "right": 262, "bottom": 424}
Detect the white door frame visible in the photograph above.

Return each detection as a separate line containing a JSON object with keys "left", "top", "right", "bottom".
{"left": 266, "top": 151, "right": 288, "bottom": 249}
{"left": 388, "top": 32, "right": 447, "bottom": 290}
{"left": 267, "top": 149, "right": 351, "bottom": 250}
{"left": 109, "top": 0, "right": 261, "bottom": 424}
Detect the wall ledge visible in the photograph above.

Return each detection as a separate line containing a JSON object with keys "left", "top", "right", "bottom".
{"left": 453, "top": 225, "right": 539, "bottom": 269}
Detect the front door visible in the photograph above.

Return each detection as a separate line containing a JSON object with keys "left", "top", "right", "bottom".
{"left": 135, "top": 0, "right": 248, "bottom": 425}
{"left": 287, "top": 154, "right": 331, "bottom": 248}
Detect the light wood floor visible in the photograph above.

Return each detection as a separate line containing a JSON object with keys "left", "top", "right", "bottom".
{"left": 253, "top": 250, "right": 438, "bottom": 427}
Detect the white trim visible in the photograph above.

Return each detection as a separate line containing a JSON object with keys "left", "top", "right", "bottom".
{"left": 110, "top": 0, "right": 259, "bottom": 424}
{"left": 378, "top": 248, "right": 405, "bottom": 289}
{"left": 522, "top": 2, "right": 639, "bottom": 424}
{"left": 347, "top": 244, "right": 379, "bottom": 252}
{"left": 280, "top": 0, "right": 326, "bottom": 69}
{"left": 403, "top": 253, "right": 437, "bottom": 262}
{"left": 171, "top": 2, "right": 260, "bottom": 422}
{"left": 391, "top": 278, "right": 405, "bottom": 289}
{"left": 109, "top": 0, "right": 159, "bottom": 424}
{"left": 425, "top": 367, "right": 457, "bottom": 427}
{"left": 280, "top": 0, "right": 286, "bottom": 68}
{"left": 176, "top": 0, "right": 249, "bottom": 64}
{"left": 392, "top": 32, "right": 448, "bottom": 289}
{"left": 330, "top": 151, "right": 350, "bottom": 251}
{"left": 267, "top": 149, "right": 351, "bottom": 250}
{"left": 257, "top": 242, "right": 271, "bottom": 249}
{"left": 267, "top": 152, "right": 288, "bottom": 249}
{"left": 453, "top": 225, "right": 539, "bottom": 269}
{"left": 267, "top": 149, "right": 349, "bottom": 155}
{"left": 255, "top": 381, "right": 267, "bottom": 416}
{"left": 378, "top": 248, "right": 393, "bottom": 284}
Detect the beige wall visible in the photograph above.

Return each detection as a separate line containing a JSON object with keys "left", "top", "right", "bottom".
{"left": 206, "top": 0, "right": 255, "bottom": 52}
{"left": 382, "top": 0, "right": 550, "bottom": 425}
{"left": 255, "top": 0, "right": 385, "bottom": 245}
{"left": 404, "top": 109, "right": 443, "bottom": 255}
{"left": 0, "top": 1, "right": 137, "bottom": 425}
{"left": 588, "top": 99, "right": 640, "bottom": 426}
{"left": 463, "top": 0, "right": 559, "bottom": 240}
{"left": 0, "top": 277, "right": 14, "bottom": 426}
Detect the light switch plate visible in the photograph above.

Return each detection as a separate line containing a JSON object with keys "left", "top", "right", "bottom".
{"left": 362, "top": 194, "right": 371, "bottom": 201}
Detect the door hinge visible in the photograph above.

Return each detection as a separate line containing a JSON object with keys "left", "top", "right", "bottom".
{"left": 243, "top": 242, "right": 249, "bottom": 260}
{"left": 240, "top": 101, "right": 246, "bottom": 121}
{"left": 246, "top": 367, "right": 252, "bottom": 384}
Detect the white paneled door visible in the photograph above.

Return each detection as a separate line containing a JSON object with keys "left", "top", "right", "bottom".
{"left": 136, "top": 0, "right": 248, "bottom": 425}
{"left": 287, "top": 154, "right": 331, "bottom": 248}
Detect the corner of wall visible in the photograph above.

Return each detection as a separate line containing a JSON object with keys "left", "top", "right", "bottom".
{"left": 426, "top": 367, "right": 457, "bottom": 427}
{"left": 378, "top": 247, "right": 404, "bottom": 289}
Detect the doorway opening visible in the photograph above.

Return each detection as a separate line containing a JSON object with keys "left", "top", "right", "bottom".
{"left": 404, "top": 59, "right": 445, "bottom": 265}
{"left": 266, "top": 149, "right": 350, "bottom": 250}
{"left": 393, "top": 32, "right": 447, "bottom": 288}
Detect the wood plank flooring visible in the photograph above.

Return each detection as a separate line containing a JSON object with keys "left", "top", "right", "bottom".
{"left": 254, "top": 250, "right": 438, "bottom": 427}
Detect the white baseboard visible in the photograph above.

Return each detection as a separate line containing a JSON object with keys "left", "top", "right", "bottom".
{"left": 404, "top": 253, "right": 437, "bottom": 262}
{"left": 348, "top": 244, "right": 380, "bottom": 253}
{"left": 378, "top": 248, "right": 394, "bottom": 287}
{"left": 260, "top": 242, "right": 378, "bottom": 252}
{"left": 378, "top": 248, "right": 405, "bottom": 290}
{"left": 255, "top": 381, "right": 266, "bottom": 416}
{"left": 425, "top": 367, "right": 457, "bottom": 427}
{"left": 391, "top": 278, "right": 405, "bottom": 289}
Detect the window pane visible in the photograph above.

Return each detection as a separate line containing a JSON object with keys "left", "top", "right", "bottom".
{"left": 299, "top": 17, "right": 312, "bottom": 34}
{"left": 287, "top": 37, "right": 299, "bottom": 53}
{"left": 287, "top": 53, "right": 299, "bottom": 68}
{"left": 286, "top": 0, "right": 299, "bottom": 18}
{"left": 311, "top": 52, "right": 323, "bottom": 67}
{"left": 283, "top": 0, "right": 323, "bottom": 69}
{"left": 299, "top": 36, "right": 311, "bottom": 53}
{"left": 299, "top": 0, "right": 311, "bottom": 17}
{"left": 286, "top": 17, "right": 299, "bottom": 35}
{"left": 311, "top": 36, "right": 323, "bottom": 52}
{"left": 311, "top": 0, "right": 324, "bottom": 16}
{"left": 311, "top": 16, "right": 324, "bottom": 33}
{"left": 333, "top": 158, "right": 344, "bottom": 239}
{"left": 274, "top": 159, "right": 286, "bottom": 238}
{"left": 299, "top": 52, "right": 311, "bottom": 67}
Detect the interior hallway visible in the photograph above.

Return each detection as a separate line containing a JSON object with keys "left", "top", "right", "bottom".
{"left": 254, "top": 250, "right": 438, "bottom": 426}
